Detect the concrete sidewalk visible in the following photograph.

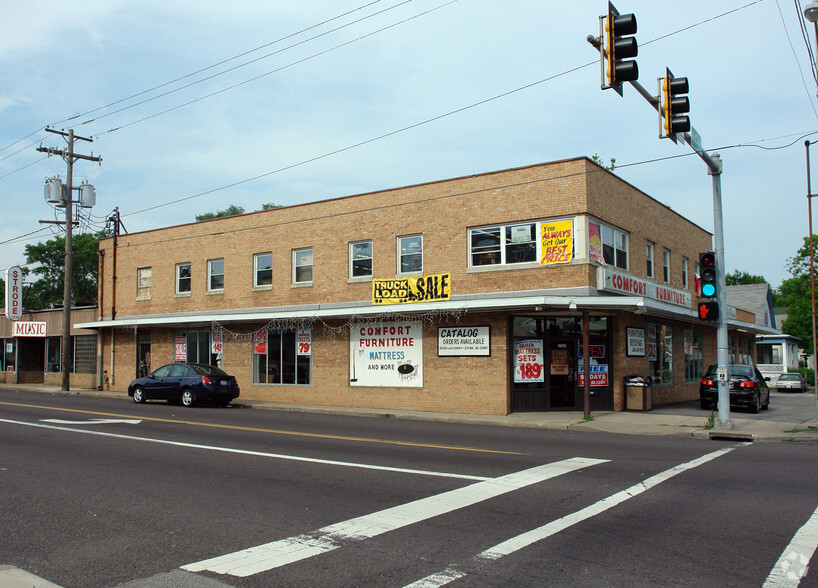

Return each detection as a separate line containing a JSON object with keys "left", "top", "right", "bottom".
{"left": 2, "top": 383, "right": 817, "bottom": 442}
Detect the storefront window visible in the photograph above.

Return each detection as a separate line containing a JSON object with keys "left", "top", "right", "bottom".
{"left": 73, "top": 335, "right": 97, "bottom": 374}
{"left": 684, "top": 329, "right": 703, "bottom": 382}
{"left": 253, "top": 329, "right": 312, "bottom": 385}
{"left": 648, "top": 323, "right": 673, "bottom": 384}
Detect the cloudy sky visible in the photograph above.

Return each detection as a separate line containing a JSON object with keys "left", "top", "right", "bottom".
{"left": 1, "top": 0, "right": 816, "bottom": 290}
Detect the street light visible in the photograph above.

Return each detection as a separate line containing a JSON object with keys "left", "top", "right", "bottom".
{"left": 805, "top": 2, "right": 818, "bottom": 23}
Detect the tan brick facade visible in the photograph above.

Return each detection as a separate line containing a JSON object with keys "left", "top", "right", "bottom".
{"left": 80, "top": 158, "right": 760, "bottom": 414}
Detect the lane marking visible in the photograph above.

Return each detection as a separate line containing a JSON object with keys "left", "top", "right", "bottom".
{"left": 407, "top": 445, "right": 743, "bottom": 587}
{"left": 0, "top": 418, "right": 489, "bottom": 481}
{"left": 0, "top": 401, "right": 521, "bottom": 455}
{"left": 181, "top": 457, "right": 608, "bottom": 578}
{"left": 41, "top": 418, "right": 141, "bottom": 425}
{"left": 763, "top": 505, "right": 818, "bottom": 587}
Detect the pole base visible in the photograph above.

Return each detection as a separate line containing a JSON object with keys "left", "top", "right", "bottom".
{"left": 714, "top": 418, "right": 734, "bottom": 430}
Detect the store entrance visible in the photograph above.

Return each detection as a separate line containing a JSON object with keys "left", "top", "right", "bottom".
{"left": 546, "top": 339, "right": 577, "bottom": 409}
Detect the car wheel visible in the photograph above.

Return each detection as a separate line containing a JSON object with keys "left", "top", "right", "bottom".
{"left": 181, "top": 389, "right": 195, "bottom": 407}
{"left": 700, "top": 400, "right": 710, "bottom": 410}
{"left": 763, "top": 391, "right": 770, "bottom": 410}
{"left": 132, "top": 387, "right": 146, "bottom": 404}
{"left": 751, "top": 393, "right": 760, "bottom": 414}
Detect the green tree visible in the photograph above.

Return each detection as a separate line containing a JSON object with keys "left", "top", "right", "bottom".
{"left": 725, "top": 270, "right": 768, "bottom": 286}
{"left": 23, "top": 232, "right": 101, "bottom": 309}
{"left": 591, "top": 153, "right": 616, "bottom": 170}
{"left": 195, "top": 204, "right": 246, "bottom": 222}
{"left": 260, "top": 202, "right": 283, "bottom": 210}
{"left": 778, "top": 236, "right": 818, "bottom": 356}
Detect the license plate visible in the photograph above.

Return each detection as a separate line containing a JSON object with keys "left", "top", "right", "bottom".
{"left": 220, "top": 380, "right": 228, "bottom": 386}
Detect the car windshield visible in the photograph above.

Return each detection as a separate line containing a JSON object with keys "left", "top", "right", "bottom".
{"left": 731, "top": 366, "right": 754, "bottom": 378}
{"left": 779, "top": 374, "right": 799, "bottom": 381}
{"left": 190, "top": 364, "right": 228, "bottom": 376}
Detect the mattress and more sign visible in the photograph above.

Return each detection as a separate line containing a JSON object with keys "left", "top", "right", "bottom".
{"left": 350, "top": 322, "right": 422, "bottom": 387}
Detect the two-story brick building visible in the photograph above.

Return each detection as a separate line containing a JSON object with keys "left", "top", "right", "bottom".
{"left": 75, "top": 157, "right": 776, "bottom": 413}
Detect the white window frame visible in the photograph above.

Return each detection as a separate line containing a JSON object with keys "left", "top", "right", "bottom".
{"left": 469, "top": 222, "right": 538, "bottom": 268}
{"left": 597, "top": 222, "right": 628, "bottom": 270}
{"left": 646, "top": 242, "right": 654, "bottom": 278}
{"left": 293, "top": 247, "right": 313, "bottom": 285}
{"left": 254, "top": 252, "right": 273, "bottom": 289}
{"left": 349, "top": 241, "right": 373, "bottom": 280}
{"left": 663, "top": 249, "right": 670, "bottom": 283}
{"left": 176, "top": 262, "right": 191, "bottom": 296}
{"left": 398, "top": 234, "right": 423, "bottom": 274}
{"left": 137, "top": 267, "right": 152, "bottom": 300}
{"left": 207, "top": 258, "right": 225, "bottom": 293}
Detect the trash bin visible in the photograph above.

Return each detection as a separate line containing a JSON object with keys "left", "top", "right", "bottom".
{"left": 625, "top": 375, "right": 652, "bottom": 411}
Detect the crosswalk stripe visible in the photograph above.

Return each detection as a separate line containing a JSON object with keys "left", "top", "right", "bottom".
{"left": 406, "top": 445, "right": 741, "bottom": 587}
{"left": 181, "top": 457, "right": 608, "bottom": 577}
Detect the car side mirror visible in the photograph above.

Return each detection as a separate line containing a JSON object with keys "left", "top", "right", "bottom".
{"left": 764, "top": 377, "right": 770, "bottom": 381}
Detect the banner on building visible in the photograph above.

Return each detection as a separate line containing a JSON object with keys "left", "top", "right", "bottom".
{"left": 174, "top": 336, "right": 187, "bottom": 361}
{"left": 253, "top": 330, "right": 267, "bottom": 355}
{"left": 514, "top": 339, "right": 544, "bottom": 383}
{"left": 211, "top": 331, "right": 223, "bottom": 354}
{"left": 578, "top": 364, "right": 609, "bottom": 387}
{"left": 540, "top": 220, "right": 573, "bottom": 265}
{"left": 372, "top": 273, "right": 451, "bottom": 305}
{"left": 297, "top": 328, "right": 312, "bottom": 356}
{"left": 350, "top": 322, "right": 422, "bottom": 387}
{"left": 588, "top": 222, "right": 605, "bottom": 264}
{"left": 12, "top": 322, "right": 46, "bottom": 337}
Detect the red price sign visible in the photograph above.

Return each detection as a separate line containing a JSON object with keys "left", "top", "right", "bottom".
{"left": 514, "top": 340, "right": 544, "bottom": 383}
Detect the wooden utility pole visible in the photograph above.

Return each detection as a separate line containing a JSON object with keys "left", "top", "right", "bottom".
{"left": 37, "top": 128, "right": 102, "bottom": 392}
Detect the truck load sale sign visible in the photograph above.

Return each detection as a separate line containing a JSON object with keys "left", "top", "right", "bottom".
{"left": 372, "top": 273, "right": 451, "bottom": 305}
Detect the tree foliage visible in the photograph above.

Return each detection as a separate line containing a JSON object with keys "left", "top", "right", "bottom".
{"left": 23, "top": 232, "right": 101, "bottom": 309}
{"left": 778, "top": 236, "right": 818, "bottom": 356}
{"left": 725, "top": 270, "right": 768, "bottom": 286}
{"left": 195, "top": 204, "right": 246, "bottom": 222}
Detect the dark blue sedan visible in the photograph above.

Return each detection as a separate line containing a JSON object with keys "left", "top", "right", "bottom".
{"left": 128, "top": 363, "right": 240, "bottom": 407}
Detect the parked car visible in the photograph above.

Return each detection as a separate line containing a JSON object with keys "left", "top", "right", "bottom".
{"left": 128, "top": 363, "right": 240, "bottom": 407}
{"left": 776, "top": 373, "right": 806, "bottom": 393}
{"left": 699, "top": 364, "right": 770, "bottom": 413}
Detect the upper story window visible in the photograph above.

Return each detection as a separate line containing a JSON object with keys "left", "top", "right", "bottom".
{"left": 398, "top": 234, "right": 423, "bottom": 274}
{"left": 293, "top": 247, "right": 313, "bottom": 284}
{"left": 254, "top": 252, "right": 272, "bottom": 288}
{"left": 682, "top": 257, "right": 689, "bottom": 289}
{"left": 349, "top": 241, "right": 373, "bottom": 279}
{"left": 663, "top": 249, "right": 670, "bottom": 283}
{"left": 137, "top": 267, "right": 152, "bottom": 300}
{"left": 594, "top": 222, "right": 628, "bottom": 269}
{"left": 208, "top": 258, "right": 225, "bottom": 292}
{"left": 470, "top": 222, "right": 536, "bottom": 267}
{"left": 646, "top": 242, "right": 654, "bottom": 278}
{"left": 176, "top": 262, "right": 191, "bottom": 295}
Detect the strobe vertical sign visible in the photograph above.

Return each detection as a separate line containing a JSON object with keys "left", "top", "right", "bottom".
{"left": 5, "top": 266, "right": 23, "bottom": 321}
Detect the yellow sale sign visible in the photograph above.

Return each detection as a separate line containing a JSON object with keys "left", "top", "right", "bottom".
{"left": 540, "top": 220, "right": 573, "bottom": 265}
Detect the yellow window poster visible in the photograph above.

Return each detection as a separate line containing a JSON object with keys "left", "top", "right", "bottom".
{"left": 540, "top": 220, "right": 573, "bottom": 265}
{"left": 372, "top": 273, "right": 451, "bottom": 305}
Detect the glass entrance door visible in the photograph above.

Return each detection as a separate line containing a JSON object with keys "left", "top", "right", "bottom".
{"left": 547, "top": 340, "right": 577, "bottom": 409}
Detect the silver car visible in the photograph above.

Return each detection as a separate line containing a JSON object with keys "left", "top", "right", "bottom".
{"left": 776, "top": 373, "right": 806, "bottom": 393}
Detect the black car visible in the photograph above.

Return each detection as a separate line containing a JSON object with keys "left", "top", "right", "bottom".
{"left": 699, "top": 363, "right": 770, "bottom": 413}
{"left": 128, "top": 363, "right": 240, "bottom": 407}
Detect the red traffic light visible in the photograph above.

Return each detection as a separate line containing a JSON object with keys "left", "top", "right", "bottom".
{"left": 697, "top": 301, "right": 719, "bottom": 321}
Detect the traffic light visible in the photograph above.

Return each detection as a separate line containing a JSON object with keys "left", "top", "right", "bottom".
{"left": 697, "top": 301, "right": 720, "bottom": 322}
{"left": 699, "top": 251, "right": 717, "bottom": 298}
{"left": 661, "top": 68, "right": 690, "bottom": 141}
{"left": 604, "top": 2, "right": 638, "bottom": 95}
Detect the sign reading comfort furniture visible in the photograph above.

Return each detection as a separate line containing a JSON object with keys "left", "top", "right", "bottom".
{"left": 350, "top": 322, "right": 422, "bottom": 387}
{"left": 372, "top": 273, "right": 451, "bottom": 305}
{"left": 597, "top": 267, "right": 692, "bottom": 308}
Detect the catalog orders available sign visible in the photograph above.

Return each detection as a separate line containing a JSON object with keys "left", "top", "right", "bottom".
{"left": 438, "top": 326, "right": 490, "bottom": 356}
{"left": 350, "top": 322, "right": 422, "bottom": 387}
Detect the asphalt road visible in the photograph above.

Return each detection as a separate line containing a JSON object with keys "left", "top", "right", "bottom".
{"left": 1, "top": 388, "right": 817, "bottom": 587}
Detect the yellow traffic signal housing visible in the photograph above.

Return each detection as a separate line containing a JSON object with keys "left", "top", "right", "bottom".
{"left": 661, "top": 67, "right": 690, "bottom": 140}
{"left": 603, "top": 2, "right": 638, "bottom": 95}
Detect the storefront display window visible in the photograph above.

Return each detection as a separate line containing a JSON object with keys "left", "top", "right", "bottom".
{"left": 684, "top": 329, "right": 703, "bottom": 382}
{"left": 648, "top": 323, "right": 673, "bottom": 384}
{"left": 253, "top": 329, "right": 312, "bottom": 385}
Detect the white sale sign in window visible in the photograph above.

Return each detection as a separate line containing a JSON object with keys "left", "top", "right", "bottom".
{"left": 514, "top": 340, "right": 544, "bottom": 383}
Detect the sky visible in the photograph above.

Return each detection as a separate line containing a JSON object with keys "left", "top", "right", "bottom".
{"left": 1, "top": 0, "right": 817, "bottom": 291}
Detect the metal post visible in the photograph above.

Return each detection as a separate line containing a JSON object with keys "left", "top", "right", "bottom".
{"left": 61, "top": 130, "right": 74, "bottom": 393}
{"left": 806, "top": 141, "right": 818, "bottom": 425}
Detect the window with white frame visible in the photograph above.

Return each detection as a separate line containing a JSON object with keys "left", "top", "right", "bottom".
{"left": 349, "top": 241, "right": 373, "bottom": 278}
{"left": 254, "top": 252, "right": 272, "bottom": 288}
{"left": 176, "top": 262, "right": 191, "bottom": 295}
{"left": 398, "top": 234, "right": 423, "bottom": 273}
{"left": 293, "top": 247, "right": 313, "bottom": 284}
{"left": 137, "top": 267, "right": 152, "bottom": 300}
{"left": 252, "top": 329, "right": 312, "bottom": 385}
{"left": 663, "top": 249, "right": 670, "bottom": 283}
{"left": 682, "top": 257, "right": 689, "bottom": 289}
{"left": 646, "top": 242, "right": 654, "bottom": 278}
{"left": 208, "top": 258, "right": 224, "bottom": 292}
{"left": 470, "top": 222, "right": 537, "bottom": 267}
{"left": 597, "top": 223, "right": 628, "bottom": 269}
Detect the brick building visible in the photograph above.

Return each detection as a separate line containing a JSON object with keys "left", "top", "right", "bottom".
{"left": 76, "top": 157, "right": 775, "bottom": 413}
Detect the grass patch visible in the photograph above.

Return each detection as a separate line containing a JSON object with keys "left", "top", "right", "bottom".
{"left": 784, "top": 425, "right": 818, "bottom": 434}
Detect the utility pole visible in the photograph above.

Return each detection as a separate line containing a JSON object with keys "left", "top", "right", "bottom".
{"left": 37, "top": 128, "right": 102, "bottom": 392}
